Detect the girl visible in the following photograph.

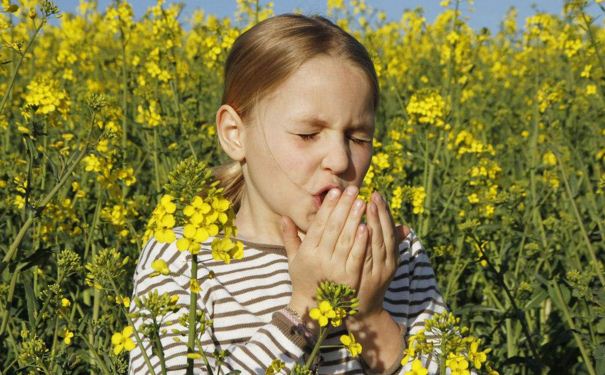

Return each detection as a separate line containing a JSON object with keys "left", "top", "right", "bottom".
{"left": 129, "top": 13, "right": 446, "bottom": 375}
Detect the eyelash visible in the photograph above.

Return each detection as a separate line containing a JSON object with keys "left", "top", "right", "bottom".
{"left": 297, "top": 134, "right": 370, "bottom": 145}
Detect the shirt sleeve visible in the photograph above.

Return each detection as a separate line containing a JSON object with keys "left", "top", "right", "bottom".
{"left": 378, "top": 228, "right": 449, "bottom": 375}
{"left": 127, "top": 237, "right": 313, "bottom": 375}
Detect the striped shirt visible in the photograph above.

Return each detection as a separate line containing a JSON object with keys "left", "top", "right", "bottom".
{"left": 128, "top": 227, "right": 447, "bottom": 374}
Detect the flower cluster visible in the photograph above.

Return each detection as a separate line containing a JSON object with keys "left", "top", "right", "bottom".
{"left": 406, "top": 90, "right": 449, "bottom": 129}
{"left": 402, "top": 311, "right": 497, "bottom": 375}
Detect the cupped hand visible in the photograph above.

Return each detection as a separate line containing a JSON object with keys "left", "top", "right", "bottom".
{"left": 280, "top": 186, "right": 369, "bottom": 316}
{"left": 353, "top": 191, "right": 410, "bottom": 319}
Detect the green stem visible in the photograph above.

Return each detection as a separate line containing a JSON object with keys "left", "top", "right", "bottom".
{"left": 110, "top": 279, "right": 158, "bottom": 375}
{"left": 0, "top": 21, "right": 44, "bottom": 114}
{"left": 152, "top": 322, "right": 168, "bottom": 374}
{"left": 2, "top": 144, "right": 89, "bottom": 265}
{"left": 153, "top": 128, "right": 161, "bottom": 193}
{"left": 557, "top": 156, "right": 605, "bottom": 288}
{"left": 304, "top": 328, "right": 329, "bottom": 369}
{"left": 78, "top": 331, "right": 113, "bottom": 375}
{"left": 551, "top": 281, "right": 597, "bottom": 375}
{"left": 186, "top": 255, "right": 199, "bottom": 375}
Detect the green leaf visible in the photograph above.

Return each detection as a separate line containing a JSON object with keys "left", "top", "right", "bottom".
{"left": 525, "top": 288, "right": 548, "bottom": 310}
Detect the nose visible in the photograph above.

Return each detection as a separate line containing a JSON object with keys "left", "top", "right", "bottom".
{"left": 321, "top": 136, "right": 350, "bottom": 174}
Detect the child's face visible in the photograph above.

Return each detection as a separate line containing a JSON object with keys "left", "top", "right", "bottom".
{"left": 240, "top": 54, "right": 375, "bottom": 234}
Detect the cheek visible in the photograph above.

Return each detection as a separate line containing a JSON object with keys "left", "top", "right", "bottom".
{"left": 354, "top": 149, "right": 373, "bottom": 173}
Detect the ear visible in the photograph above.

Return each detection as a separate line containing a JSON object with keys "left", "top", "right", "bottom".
{"left": 215, "top": 104, "right": 246, "bottom": 162}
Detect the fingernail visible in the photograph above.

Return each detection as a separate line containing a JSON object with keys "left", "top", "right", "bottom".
{"left": 373, "top": 192, "right": 382, "bottom": 203}
{"left": 369, "top": 202, "right": 377, "bottom": 213}
{"left": 346, "top": 186, "right": 358, "bottom": 196}
{"left": 328, "top": 188, "right": 340, "bottom": 199}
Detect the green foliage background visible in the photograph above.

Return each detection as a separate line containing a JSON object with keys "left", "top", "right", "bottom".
{"left": 1, "top": 0, "right": 604, "bottom": 373}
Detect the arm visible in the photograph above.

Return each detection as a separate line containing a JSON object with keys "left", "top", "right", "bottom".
{"left": 392, "top": 229, "right": 448, "bottom": 374}
{"left": 128, "top": 237, "right": 313, "bottom": 374}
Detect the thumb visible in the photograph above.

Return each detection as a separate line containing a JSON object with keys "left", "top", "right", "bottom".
{"left": 280, "top": 216, "right": 301, "bottom": 261}
{"left": 395, "top": 224, "right": 411, "bottom": 245}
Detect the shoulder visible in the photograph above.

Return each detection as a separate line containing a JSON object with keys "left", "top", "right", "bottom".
{"left": 397, "top": 227, "right": 428, "bottom": 262}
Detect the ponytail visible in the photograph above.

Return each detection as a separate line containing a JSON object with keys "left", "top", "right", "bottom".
{"left": 211, "top": 160, "right": 245, "bottom": 213}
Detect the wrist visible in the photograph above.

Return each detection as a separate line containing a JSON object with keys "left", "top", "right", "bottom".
{"left": 287, "top": 299, "right": 321, "bottom": 336}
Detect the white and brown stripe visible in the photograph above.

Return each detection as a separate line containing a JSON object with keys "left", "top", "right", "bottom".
{"left": 128, "top": 228, "right": 447, "bottom": 374}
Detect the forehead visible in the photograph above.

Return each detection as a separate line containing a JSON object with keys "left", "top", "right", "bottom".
{"left": 256, "top": 55, "right": 375, "bottom": 127}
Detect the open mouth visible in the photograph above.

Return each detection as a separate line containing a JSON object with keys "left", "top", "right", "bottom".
{"left": 319, "top": 190, "right": 328, "bottom": 205}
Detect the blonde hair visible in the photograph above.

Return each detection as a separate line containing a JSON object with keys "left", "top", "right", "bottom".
{"left": 212, "top": 13, "right": 379, "bottom": 212}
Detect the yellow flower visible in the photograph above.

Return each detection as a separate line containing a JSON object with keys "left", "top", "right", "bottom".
{"left": 542, "top": 151, "right": 557, "bottom": 166}
{"left": 405, "top": 358, "right": 428, "bottom": 375}
{"left": 467, "top": 193, "right": 479, "bottom": 204}
{"left": 183, "top": 196, "right": 211, "bottom": 225}
{"left": 61, "top": 298, "right": 71, "bottom": 308}
{"left": 265, "top": 359, "right": 285, "bottom": 375}
{"left": 190, "top": 278, "right": 201, "bottom": 294}
{"left": 340, "top": 333, "right": 362, "bottom": 357}
{"left": 115, "top": 295, "right": 131, "bottom": 308}
{"left": 63, "top": 329, "right": 74, "bottom": 345}
{"left": 468, "top": 340, "right": 490, "bottom": 369}
{"left": 151, "top": 259, "right": 170, "bottom": 275}
{"left": 211, "top": 237, "right": 244, "bottom": 263}
{"left": 446, "top": 353, "right": 470, "bottom": 375}
{"left": 309, "top": 300, "right": 336, "bottom": 327}
{"left": 111, "top": 326, "right": 136, "bottom": 355}
{"left": 586, "top": 84, "right": 597, "bottom": 96}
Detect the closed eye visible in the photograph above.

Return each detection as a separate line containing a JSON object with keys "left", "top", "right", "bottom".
{"left": 297, "top": 133, "right": 371, "bottom": 145}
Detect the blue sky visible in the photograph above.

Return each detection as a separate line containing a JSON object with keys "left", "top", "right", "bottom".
{"left": 50, "top": 1, "right": 602, "bottom": 31}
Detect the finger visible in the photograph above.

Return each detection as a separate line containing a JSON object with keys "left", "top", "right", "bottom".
{"left": 373, "top": 192, "right": 397, "bottom": 266}
{"left": 346, "top": 223, "right": 368, "bottom": 278}
{"left": 333, "top": 198, "right": 365, "bottom": 261}
{"left": 280, "top": 216, "right": 302, "bottom": 262}
{"left": 318, "top": 185, "right": 359, "bottom": 256}
{"left": 367, "top": 197, "right": 385, "bottom": 267}
{"left": 304, "top": 187, "right": 342, "bottom": 248}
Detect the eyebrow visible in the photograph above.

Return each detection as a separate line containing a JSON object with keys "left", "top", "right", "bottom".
{"left": 296, "top": 117, "right": 374, "bottom": 132}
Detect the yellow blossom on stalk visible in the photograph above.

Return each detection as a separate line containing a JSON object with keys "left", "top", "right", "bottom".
{"left": 542, "top": 151, "right": 557, "bottom": 166}
{"left": 309, "top": 300, "right": 336, "bottom": 327}
{"left": 265, "top": 359, "right": 285, "bottom": 375}
{"left": 61, "top": 298, "right": 71, "bottom": 308}
{"left": 111, "top": 326, "right": 136, "bottom": 355}
{"left": 482, "top": 204, "right": 495, "bottom": 219}
{"left": 446, "top": 353, "right": 470, "bottom": 375}
{"left": 586, "top": 84, "right": 597, "bottom": 96}
{"left": 391, "top": 186, "right": 404, "bottom": 210}
{"left": 151, "top": 259, "right": 170, "bottom": 275}
{"left": 467, "top": 193, "right": 479, "bottom": 204}
{"left": 190, "top": 278, "right": 200, "bottom": 294}
{"left": 210, "top": 237, "right": 244, "bottom": 263}
{"left": 23, "top": 77, "right": 70, "bottom": 116}
{"left": 115, "top": 295, "right": 131, "bottom": 308}
{"left": 331, "top": 307, "right": 347, "bottom": 327}
{"left": 340, "top": 333, "right": 362, "bottom": 357}
{"left": 14, "top": 195, "right": 25, "bottom": 209}
{"left": 411, "top": 186, "right": 426, "bottom": 214}
{"left": 62, "top": 329, "right": 74, "bottom": 345}
{"left": 145, "top": 195, "right": 177, "bottom": 243}
{"left": 406, "top": 90, "right": 448, "bottom": 129}
{"left": 405, "top": 358, "right": 428, "bottom": 375}
{"left": 468, "top": 339, "right": 490, "bottom": 369}
{"left": 135, "top": 100, "right": 162, "bottom": 127}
